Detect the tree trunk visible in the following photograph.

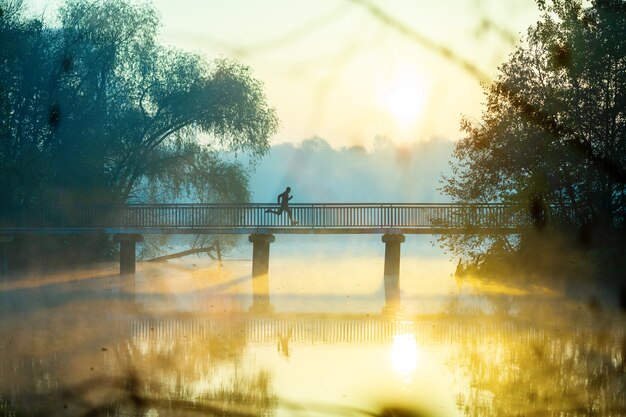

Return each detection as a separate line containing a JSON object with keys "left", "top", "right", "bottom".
{"left": 146, "top": 245, "right": 218, "bottom": 263}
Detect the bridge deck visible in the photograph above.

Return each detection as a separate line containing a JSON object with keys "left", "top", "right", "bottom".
{"left": 0, "top": 203, "right": 527, "bottom": 235}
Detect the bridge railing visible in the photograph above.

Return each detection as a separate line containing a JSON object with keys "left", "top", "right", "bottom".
{"left": 0, "top": 203, "right": 528, "bottom": 231}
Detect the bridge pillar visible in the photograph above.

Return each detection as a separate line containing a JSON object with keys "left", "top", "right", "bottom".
{"left": 248, "top": 233, "right": 275, "bottom": 314}
{"left": 0, "top": 235, "right": 13, "bottom": 281}
{"left": 382, "top": 233, "right": 405, "bottom": 314}
{"left": 114, "top": 234, "right": 144, "bottom": 275}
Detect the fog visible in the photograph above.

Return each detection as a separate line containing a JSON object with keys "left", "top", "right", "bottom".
{"left": 248, "top": 136, "right": 455, "bottom": 203}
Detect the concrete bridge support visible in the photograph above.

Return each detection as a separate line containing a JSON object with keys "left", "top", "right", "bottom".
{"left": 382, "top": 233, "right": 405, "bottom": 314}
{"left": 114, "top": 234, "right": 144, "bottom": 275}
{"left": 0, "top": 235, "right": 13, "bottom": 281}
{"left": 249, "top": 233, "right": 275, "bottom": 314}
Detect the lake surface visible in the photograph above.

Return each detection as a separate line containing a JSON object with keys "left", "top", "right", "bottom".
{"left": 0, "top": 252, "right": 624, "bottom": 417}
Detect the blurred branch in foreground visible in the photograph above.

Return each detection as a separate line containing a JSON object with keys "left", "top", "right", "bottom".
{"left": 348, "top": 0, "right": 492, "bottom": 83}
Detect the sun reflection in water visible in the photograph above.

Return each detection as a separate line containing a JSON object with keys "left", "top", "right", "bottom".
{"left": 391, "top": 333, "right": 418, "bottom": 375}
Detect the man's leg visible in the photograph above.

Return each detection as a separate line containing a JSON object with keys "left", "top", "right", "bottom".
{"left": 287, "top": 208, "right": 297, "bottom": 225}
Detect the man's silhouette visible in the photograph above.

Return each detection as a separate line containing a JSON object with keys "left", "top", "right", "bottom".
{"left": 265, "top": 186, "right": 297, "bottom": 225}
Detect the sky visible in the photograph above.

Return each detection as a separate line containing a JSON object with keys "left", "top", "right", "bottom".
{"left": 23, "top": 0, "right": 543, "bottom": 148}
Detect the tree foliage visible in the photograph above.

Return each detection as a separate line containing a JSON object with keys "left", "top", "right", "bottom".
{"left": 441, "top": 0, "right": 626, "bottom": 281}
{"left": 0, "top": 0, "right": 278, "bottom": 205}
{"left": 0, "top": 0, "right": 278, "bottom": 266}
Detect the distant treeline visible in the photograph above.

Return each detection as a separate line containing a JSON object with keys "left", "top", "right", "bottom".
{"left": 248, "top": 136, "right": 454, "bottom": 203}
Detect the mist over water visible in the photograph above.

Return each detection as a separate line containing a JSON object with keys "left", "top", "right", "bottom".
{"left": 222, "top": 234, "right": 458, "bottom": 314}
{"left": 2, "top": 251, "right": 624, "bottom": 416}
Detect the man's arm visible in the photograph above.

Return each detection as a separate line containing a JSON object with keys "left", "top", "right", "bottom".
{"left": 288, "top": 195, "right": 293, "bottom": 201}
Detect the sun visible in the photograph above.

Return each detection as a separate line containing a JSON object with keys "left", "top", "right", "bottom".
{"left": 380, "top": 69, "right": 428, "bottom": 129}
{"left": 391, "top": 333, "right": 419, "bottom": 374}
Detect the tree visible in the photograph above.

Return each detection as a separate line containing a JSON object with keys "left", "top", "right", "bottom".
{"left": 440, "top": 0, "right": 626, "bottom": 284}
{"left": 0, "top": 0, "right": 278, "bottom": 266}
{"left": 0, "top": 0, "right": 278, "bottom": 206}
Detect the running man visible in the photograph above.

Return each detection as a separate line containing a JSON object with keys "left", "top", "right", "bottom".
{"left": 265, "top": 186, "right": 298, "bottom": 225}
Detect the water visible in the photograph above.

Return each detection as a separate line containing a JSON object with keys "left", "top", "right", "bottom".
{"left": 0, "top": 254, "right": 624, "bottom": 417}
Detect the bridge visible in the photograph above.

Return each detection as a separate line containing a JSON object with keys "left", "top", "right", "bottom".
{"left": 0, "top": 203, "right": 527, "bottom": 313}
{"left": 0, "top": 203, "right": 524, "bottom": 234}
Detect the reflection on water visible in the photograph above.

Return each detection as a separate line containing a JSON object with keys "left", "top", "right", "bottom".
{"left": 391, "top": 334, "right": 418, "bottom": 374}
{"left": 452, "top": 322, "right": 626, "bottom": 417}
{"left": 0, "top": 262, "right": 624, "bottom": 416}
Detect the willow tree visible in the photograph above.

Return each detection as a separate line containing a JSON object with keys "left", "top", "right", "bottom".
{"left": 0, "top": 0, "right": 278, "bottom": 205}
{"left": 441, "top": 0, "right": 626, "bottom": 282}
{"left": 0, "top": 0, "right": 278, "bottom": 265}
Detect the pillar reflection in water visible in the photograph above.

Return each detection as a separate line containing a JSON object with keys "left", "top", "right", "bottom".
{"left": 249, "top": 233, "right": 275, "bottom": 313}
{"left": 382, "top": 233, "right": 405, "bottom": 314}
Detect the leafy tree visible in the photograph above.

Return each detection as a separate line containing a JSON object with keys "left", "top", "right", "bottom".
{"left": 0, "top": 0, "right": 278, "bottom": 205}
{"left": 0, "top": 0, "right": 278, "bottom": 266}
{"left": 441, "top": 0, "right": 626, "bottom": 285}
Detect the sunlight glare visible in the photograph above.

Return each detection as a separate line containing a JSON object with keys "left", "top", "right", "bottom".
{"left": 391, "top": 333, "right": 419, "bottom": 374}
{"left": 381, "top": 69, "right": 428, "bottom": 128}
